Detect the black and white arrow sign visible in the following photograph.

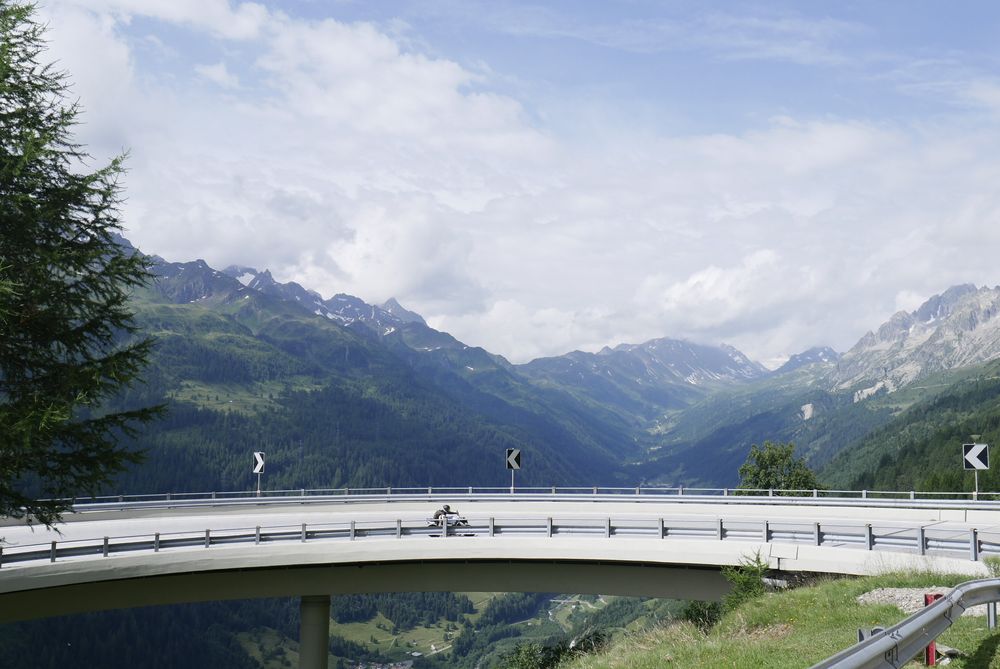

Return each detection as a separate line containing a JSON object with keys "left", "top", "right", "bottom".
{"left": 963, "top": 443, "right": 989, "bottom": 470}
{"left": 505, "top": 448, "right": 521, "bottom": 470}
{"left": 253, "top": 451, "right": 265, "bottom": 474}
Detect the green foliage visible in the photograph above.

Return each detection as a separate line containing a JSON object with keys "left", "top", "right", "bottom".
{"left": 499, "top": 630, "right": 609, "bottom": 669}
{"left": 720, "top": 552, "right": 768, "bottom": 612}
{"left": 680, "top": 553, "right": 766, "bottom": 633}
{"left": 0, "top": 2, "right": 160, "bottom": 524}
{"left": 499, "top": 642, "right": 552, "bottom": 669}
{"left": 330, "top": 593, "right": 474, "bottom": 631}
{"left": 681, "top": 600, "right": 722, "bottom": 632}
{"left": 827, "top": 365, "right": 1000, "bottom": 492}
{"left": 477, "top": 592, "right": 553, "bottom": 627}
{"left": 738, "top": 441, "right": 820, "bottom": 492}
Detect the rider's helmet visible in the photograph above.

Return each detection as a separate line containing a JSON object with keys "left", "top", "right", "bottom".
{"left": 443, "top": 504, "right": 451, "bottom": 511}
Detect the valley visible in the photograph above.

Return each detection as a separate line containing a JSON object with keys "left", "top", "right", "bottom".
{"left": 11, "top": 240, "right": 1000, "bottom": 669}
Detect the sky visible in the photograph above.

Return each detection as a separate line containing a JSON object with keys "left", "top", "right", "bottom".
{"left": 38, "top": 0, "right": 1000, "bottom": 366}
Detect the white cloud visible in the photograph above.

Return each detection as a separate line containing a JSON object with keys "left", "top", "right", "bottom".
{"left": 195, "top": 61, "right": 239, "bottom": 88}
{"left": 57, "top": 0, "right": 271, "bottom": 39}
{"left": 36, "top": 1, "right": 1000, "bottom": 365}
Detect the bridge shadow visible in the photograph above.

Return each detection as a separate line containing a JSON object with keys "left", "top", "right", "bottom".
{"left": 965, "top": 631, "right": 1000, "bottom": 668}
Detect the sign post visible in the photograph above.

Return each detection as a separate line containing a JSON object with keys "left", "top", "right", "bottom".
{"left": 506, "top": 448, "right": 521, "bottom": 493}
{"left": 963, "top": 438, "right": 989, "bottom": 498}
{"left": 253, "top": 451, "right": 265, "bottom": 497}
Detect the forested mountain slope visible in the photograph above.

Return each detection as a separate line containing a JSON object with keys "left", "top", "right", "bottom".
{"left": 111, "top": 251, "right": 637, "bottom": 493}
{"left": 822, "top": 358, "right": 1000, "bottom": 491}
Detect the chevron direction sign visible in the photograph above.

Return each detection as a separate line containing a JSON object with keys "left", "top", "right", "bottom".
{"left": 963, "top": 443, "right": 989, "bottom": 470}
{"left": 506, "top": 448, "right": 521, "bottom": 470}
{"left": 253, "top": 451, "right": 265, "bottom": 474}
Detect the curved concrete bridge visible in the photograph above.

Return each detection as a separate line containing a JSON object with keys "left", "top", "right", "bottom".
{"left": 1, "top": 491, "right": 998, "bottom": 668}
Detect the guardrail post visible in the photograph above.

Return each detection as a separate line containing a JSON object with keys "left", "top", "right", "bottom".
{"left": 636, "top": 486, "right": 640, "bottom": 495}
{"left": 154, "top": 533, "right": 160, "bottom": 552}
{"left": 300, "top": 488, "right": 305, "bottom": 498}
{"left": 763, "top": 521, "right": 770, "bottom": 543}
{"left": 547, "top": 517, "right": 553, "bottom": 537}
{"left": 166, "top": 492, "right": 171, "bottom": 501}
{"left": 723, "top": 488, "right": 729, "bottom": 496}
{"left": 427, "top": 486, "right": 432, "bottom": 495}
{"left": 255, "top": 526, "right": 261, "bottom": 545}
{"left": 659, "top": 518, "right": 666, "bottom": 539}
{"left": 910, "top": 490, "right": 915, "bottom": 500}
{"left": 103, "top": 537, "right": 110, "bottom": 557}
{"left": 768, "top": 488, "right": 774, "bottom": 497}
{"left": 917, "top": 526, "right": 926, "bottom": 555}
{"left": 605, "top": 518, "right": 611, "bottom": 538}
{"left": 593, "top": 486, "right": 598, "bottom": 495}
{"left": 813, "top": 489, "right": 818, "bottom": 498}
{"left": 301, "top": 524, "right": 307, "bottom": 542}
{"left": 205, "top": 529, "right": 211, "bottom": 548}
{"left": 551, "top": 486, "right": 556, "bottom": 494}
{"left": 396, "top": 519, "right": 402, "bottom": 538}
{"left": 0, "top": 545, "right": 3, "bottom": 568}
{"left": 814, "top": 522, "right": 821, "bottom": 546}
{"left": 350, "top": 521, "right": 356, "bottom": 540}
{"left": 50, "top": 541, "right": 57, "bottom": 562}
{"left": 717, "top": 518, "right": 723, "bottom": 540}
{"left": 211, "top": 491, "right": 216, "bottom": 499}
{"left": 970, "top": 528, "right": 980, "bottom": 561}
{"left": 489, "top": 517, "right": 495, "bottom": 537}
{"left": 989, "top": 602, "right": 997, "bottom": 630}
{"left": 118, "top": 494, "right": 124, "bottom": 503}
{"left": 678, "top": 486, "right": 684, "bottom": 496}
{"left": 862, "top": 490, "right": 868, "bottom": 499}
{"left": 865, "top": 524, "right": 874, "bottom": 551}
{"left": 387, "top": 486, "right": 392, "bottom": 495}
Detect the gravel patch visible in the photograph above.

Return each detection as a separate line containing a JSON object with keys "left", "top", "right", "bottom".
{"left": 857, "top": 587, "right": 989, "bottom": 616}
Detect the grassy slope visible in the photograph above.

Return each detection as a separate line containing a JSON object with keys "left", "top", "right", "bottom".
{"left": 562, "top": 572, "right": 1000, "bottom": 669}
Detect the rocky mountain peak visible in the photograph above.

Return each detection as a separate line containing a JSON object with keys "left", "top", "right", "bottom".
{"left": 914, "top": 283, "right": 977, "bottom": 324}
{"left": 775, "top": 346, "right": 840, "bottom": 375}
{"left": 835, "top": 284, "right": 1000, "bottom": 398}
{"left": 380, "top": 298, "right": 427, "bottom": 326}
{"left": 221, "top": 265, "right": 260, "bottom": 287}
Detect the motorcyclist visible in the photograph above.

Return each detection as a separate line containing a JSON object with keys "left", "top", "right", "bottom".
{"left": 433, "top": 504, "right": 455, "bottom": 527}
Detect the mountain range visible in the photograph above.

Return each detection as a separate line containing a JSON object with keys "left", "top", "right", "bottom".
{"left": 18, "top": 239, "right": 1000, "bottom": 669}
{"left": 112, "top": 236, "right": 1000, "bottom": 494}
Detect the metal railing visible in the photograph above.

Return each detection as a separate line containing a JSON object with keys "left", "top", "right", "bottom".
{"left": 1, "top": 514, "right": 996, "bottom": 570}
{"left": 812, "top": 578, "right": 1000, "bottom": 668}
{"left": 52, "top": 486, "right": 1000, "bottom": 514}
{"left": 57, "top": 485, "right": 1000, "bottom": 504}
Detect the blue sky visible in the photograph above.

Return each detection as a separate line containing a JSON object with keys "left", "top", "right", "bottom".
{"left": 40, "top": 0, "right": 1000, "bottom": 364}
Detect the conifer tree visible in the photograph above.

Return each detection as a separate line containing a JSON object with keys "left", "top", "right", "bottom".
{"left": 0, "top": 1, "right": 160, "bottom": 524}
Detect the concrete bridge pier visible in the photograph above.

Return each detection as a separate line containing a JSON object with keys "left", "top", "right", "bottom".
{"left": 299, "top": 595, "right": 331, "bottom": 669}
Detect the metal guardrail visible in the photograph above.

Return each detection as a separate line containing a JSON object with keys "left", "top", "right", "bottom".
{"left": 51, "top": 487, "right": 1000, "bottom": 516}
{"left": 1, "top": 514, "right": 996, "bottom": 570}
{"left": 55, "top": 486, "right": 1000, "bottom": 508}
{"left": 812, "top": 578, "right": 1000, "bottom": 668}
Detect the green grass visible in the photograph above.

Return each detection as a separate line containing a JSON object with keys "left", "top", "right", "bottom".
{"left": 168, "top": 377, "right": 326, "bottom": 414}
{"left": 236, "top": 628, "right": 299, "bottom": 669}
{"left": 561, "top": 573, "right": 1000, "bottom": 669}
